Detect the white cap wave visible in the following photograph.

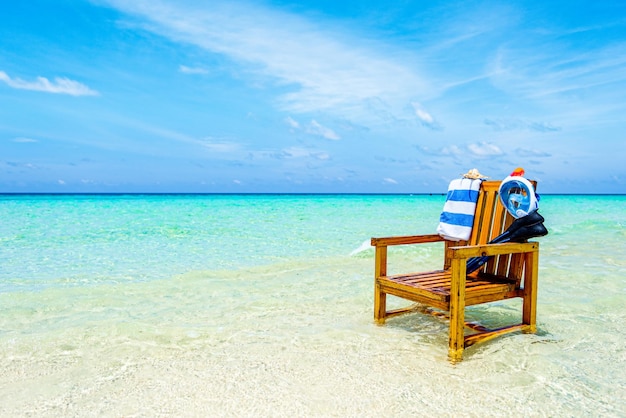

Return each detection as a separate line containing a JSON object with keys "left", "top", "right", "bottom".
{"left": 350, "top": 239, "right": 372, "bottom": 256}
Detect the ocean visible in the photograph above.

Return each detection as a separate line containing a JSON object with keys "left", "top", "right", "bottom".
{"left": 1, "top": 193, "right": 624, "bottom": 417}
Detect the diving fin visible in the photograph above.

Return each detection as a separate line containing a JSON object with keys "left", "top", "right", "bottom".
{"left": 466, "top": 210, "right": 548, "bottom": 273}
{"left": 491, "top": 211, "right": 545, "bottom": 243}
{"left": 507, "top": 222, "right": 548, "bottom": 242}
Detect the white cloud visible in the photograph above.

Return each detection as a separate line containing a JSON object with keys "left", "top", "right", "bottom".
{"left": 100, "top": 0, "right": 429, "bottom": 119}
{"left": 468, "top": 142, "right": 503, "bottom": 157}
{"left": 515, "top": 148, "right": 551, "bottom": 157}
{"left": 0, "top": 71, "right": 98, "bottom": 96}
{"left": 411, "top": 102, "right": 434, "bottom": 124}
{"left": 200, "top": 139, "right": 241, "bottom": 152}
{"left": 281, "top": 147, "right": 310, "bottom": 158}
{"left": 285, "top": 117, "right": 340, "bottom": 140}
{"left": 12, "top": 137, "right": 38, "bottom": 143}
{"left": 285, "top": 116, "right": 300, "bottom": 130}
{"left": 441, "top": 145, "right": 463, "bottom": 155}
{"left": 281, "top": 146, "right": 329, "bottom": 160}
{"left": 484, "top": 118, "right": 560, "bottom": 132}
{"left": 179, "top": 65, "right": 208, "bottom": 74}
{"left": 383, "top": 177, "right": 398, "bottom": 184}
{"left": 488, "top": 43, "right": 626, "bottom": 119}
{"left": 307, "top": 120, "right": 340, "bottom": 140}
{"left": 411, "top": 102, "right": 441, "bottom": 130}
{"left": 416, "top": 108, "right": 433, "bottom": 124}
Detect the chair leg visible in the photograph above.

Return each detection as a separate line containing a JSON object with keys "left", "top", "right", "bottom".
{"left": 448, "top": 259, "right": 466, "bottom": 362}
{"left": 374, "top": 245, "right": 388, "bottom": 324}
{"left": 522, "top": 250, "right": 539, "bottom": 333}
{"left": 374, "top": 281, "right": 387, "bottom": 324}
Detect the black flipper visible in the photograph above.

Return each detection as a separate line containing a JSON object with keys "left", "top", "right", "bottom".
{"left": 507, "top": 222, "right": 548, "bottom": 242}
{"left": 490, "top": 211, "right": 545, "bottom": 243}
{"left": 466, "top": 211, "right": 547, "bottom": 273}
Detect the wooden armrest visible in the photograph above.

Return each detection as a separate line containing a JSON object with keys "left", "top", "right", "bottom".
{"left": 449, "top": 242, "right": 539, "bottom": 259}
{"left": 371, "top": 234, "right": 444, "bottom": 247}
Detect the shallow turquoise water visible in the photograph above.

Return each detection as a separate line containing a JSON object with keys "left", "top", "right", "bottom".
{"left": 0, "top": 194, "right": 624, "bottom": 416}
{"left": 0, "top": 194, "right": 445, "bottom": 290}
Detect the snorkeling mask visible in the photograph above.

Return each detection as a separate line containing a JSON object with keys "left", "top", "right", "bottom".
{"left": 499, "top": 169, "right": 539, "bottom": 218}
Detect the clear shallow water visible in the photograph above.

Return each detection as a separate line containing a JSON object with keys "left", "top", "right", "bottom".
{"left": 0, "top": 194, "right": 624, "bottom": 416}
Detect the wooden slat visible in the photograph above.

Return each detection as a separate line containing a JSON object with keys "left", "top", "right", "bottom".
{"left": 496, "top": 254, "right": 511, "bottom": 277}
{"left": 465, "top": 289, "right": 522, "bottom": 306}
{"left": 509, "top": 252, "right": 525, "bottom": 283}
{"left": 464, "top": 324, "right": 531, "bottom": 347}
{"left": 378, "top": 270, "right": 520, "bottom": 309}
{"left": 377, "top": 277, "right": 449, "bottom": 300}
{"left": 371, "top": 234, "right": 444, "bottom": 247}
{"left": 450, "top": 242, "right": 538, "bottom": 258}
{"left": 376, "top": 283, "right": 449, "bottom": 310}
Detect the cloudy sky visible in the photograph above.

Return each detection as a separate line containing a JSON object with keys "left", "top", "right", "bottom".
{"left": 1, "top": 0, "right": 625, "bottom": 193}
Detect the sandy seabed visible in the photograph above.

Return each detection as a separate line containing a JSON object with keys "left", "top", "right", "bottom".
{"left": 1, "top": 256, "right": 624, "bottom": 417}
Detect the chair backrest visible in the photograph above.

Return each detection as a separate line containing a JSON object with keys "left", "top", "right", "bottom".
{"left": 444, "top": 180, "right": 537, "bottom": 282}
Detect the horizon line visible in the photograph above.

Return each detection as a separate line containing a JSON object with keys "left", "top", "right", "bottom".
{"left": 1, "top": 192, "right": 624, "bottom": 197}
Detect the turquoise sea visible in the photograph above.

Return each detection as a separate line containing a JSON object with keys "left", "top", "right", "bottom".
{"left": 1, "top": 194, "right": 624, "bottom": 417}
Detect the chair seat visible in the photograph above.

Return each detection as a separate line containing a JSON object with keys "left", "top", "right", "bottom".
{"left": 377, "top": 271, "right": 522, "bottom": 311}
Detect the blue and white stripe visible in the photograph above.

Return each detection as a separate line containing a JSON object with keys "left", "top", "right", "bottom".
{"left": 436, "top": 179, "right": 482, "bottom": 241}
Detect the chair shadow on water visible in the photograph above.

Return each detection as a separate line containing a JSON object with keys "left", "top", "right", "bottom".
{"left": 381, "top": 298, "right": 547, "bottom": 361}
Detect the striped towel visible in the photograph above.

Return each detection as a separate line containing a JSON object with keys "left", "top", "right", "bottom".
{"left": 437, "top": 179, "right": 483, "bottom": 241}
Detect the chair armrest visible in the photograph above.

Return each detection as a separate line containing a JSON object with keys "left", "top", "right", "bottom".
{"left": 371, "top": 234, "right": 444, "bottom": 247}
{"left": 449, "top": 242, "right": 539, "bottom": 259}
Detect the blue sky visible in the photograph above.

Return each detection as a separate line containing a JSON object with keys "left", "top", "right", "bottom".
{"left": 1, "top": 0, "right": 625, "bottom": 193}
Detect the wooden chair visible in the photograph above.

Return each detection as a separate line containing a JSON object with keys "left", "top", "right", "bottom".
{"left": 371, "top": 180, "right": 540, "bottom": 361}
